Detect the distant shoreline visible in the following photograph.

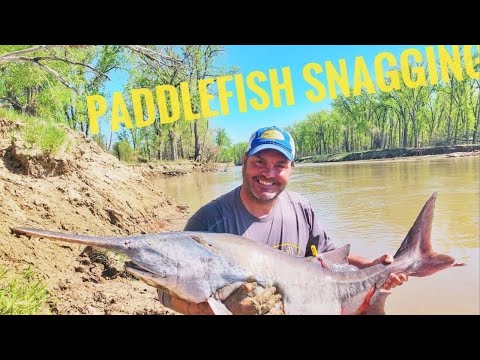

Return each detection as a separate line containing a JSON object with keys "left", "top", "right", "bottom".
{"left": 295, "top": 145, "right": 480, "bottom": 164}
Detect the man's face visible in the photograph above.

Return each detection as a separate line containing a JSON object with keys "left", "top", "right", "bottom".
{"left": 242, "top": 149, "right": 293, "bottom": 202}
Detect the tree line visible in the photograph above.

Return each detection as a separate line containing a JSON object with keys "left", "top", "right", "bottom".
{"left": 0, "top": 45, "right": 238, "bottom": 163}
{"left": 287, "top": 57, "right": 479, "bottom": 158}
{"left": 1, "top": 45, "right": 478, "bottom": 164}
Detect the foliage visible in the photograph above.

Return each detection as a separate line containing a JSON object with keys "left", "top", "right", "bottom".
{"left": 0, "top": 108, "right": 70, "bottom": 155}
{"left": 112, "top": 139, "right": 135, "bottom": 162}
{"left": 0, "top": 266, "right": 49, "bottom": 315}
{"left": 289, "top": 48, "right": 479, "bottom": 158}
{"left": 1, "top": 45, "right": 478, "bottom": 162}
{"left": 22, "top": 121, "right": 69, "bottom": 155}
{"left": 91, "top": 133, "right": 108, "bottom": 150}
{"left": 126, "top": 45, "right": 236, "bottom": 162}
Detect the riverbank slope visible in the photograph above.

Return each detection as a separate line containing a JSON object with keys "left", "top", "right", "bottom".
{"left": 0, "top": 118, "right": 219, "bottom": 314}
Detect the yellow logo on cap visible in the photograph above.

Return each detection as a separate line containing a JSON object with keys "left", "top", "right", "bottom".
{"left": 260, "top": 129, "right": 284, "bottom": 140}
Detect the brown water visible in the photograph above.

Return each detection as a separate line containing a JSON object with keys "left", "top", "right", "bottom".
{"left": 154, "top": 156, "right": 480, "bottom": 315}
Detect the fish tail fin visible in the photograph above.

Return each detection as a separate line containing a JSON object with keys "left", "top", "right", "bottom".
{"left": 393, "top": 193, "right": 465, "bottom": 277}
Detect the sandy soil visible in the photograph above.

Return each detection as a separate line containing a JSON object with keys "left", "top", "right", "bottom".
{"left": 0, "top": 118, "right": 204, "bottom": 315}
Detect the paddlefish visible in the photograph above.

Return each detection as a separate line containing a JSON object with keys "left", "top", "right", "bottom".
{"left": 12, "top": 192, "right": 464, "bottom": 314}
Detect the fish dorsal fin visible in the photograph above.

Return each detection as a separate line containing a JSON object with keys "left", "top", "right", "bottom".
{"left": 317, "top": 244, "right": 350, "bottom": 265}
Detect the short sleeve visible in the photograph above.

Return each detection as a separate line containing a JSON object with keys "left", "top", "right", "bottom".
{"left": 184, "top": 214, "right": 208, "bottom": 231}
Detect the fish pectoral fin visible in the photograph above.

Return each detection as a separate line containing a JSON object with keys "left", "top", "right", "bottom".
{"left": 207, "top": 298, "right": 232, "bottom": 315}
{"left": 362, "top": 290, "right": 391, "bottom": 315}
{"left": 341, "top": 284, "right": 379, "bottom": 315}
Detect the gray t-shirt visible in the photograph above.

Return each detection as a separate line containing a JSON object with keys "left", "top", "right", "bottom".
{"left": 184, "top": 186, "right": 336, "bottom": 257}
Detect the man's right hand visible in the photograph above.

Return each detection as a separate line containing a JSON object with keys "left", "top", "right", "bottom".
{"left": 161, "top": 282, "right": 284, "bottom": 315}
{"left": 222, "top": 282, "right": 284, "bottom": 315}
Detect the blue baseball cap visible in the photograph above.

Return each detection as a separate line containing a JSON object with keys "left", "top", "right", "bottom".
{"left": 246, "top": 126, "right": 295, "bottom": 161}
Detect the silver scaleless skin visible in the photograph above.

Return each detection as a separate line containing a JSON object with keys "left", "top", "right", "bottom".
{"left": 12, "top": 193, "right": 464, "bottom": 314}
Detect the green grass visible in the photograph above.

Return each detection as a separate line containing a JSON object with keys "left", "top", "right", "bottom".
{"left": 0, "top": 108, "right": 70, "bottom": 156}
{"left": 0, "top": 265, "right": 49, "bottom": 315}
{"left": 22, "top": 122, "right": 68, "bottom": 155}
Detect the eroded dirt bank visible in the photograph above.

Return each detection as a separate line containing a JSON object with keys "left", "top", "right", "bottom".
{"left": 0, "top": 118, "right": 201, "bottom": 314}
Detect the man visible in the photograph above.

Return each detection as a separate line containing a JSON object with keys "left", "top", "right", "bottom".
{"left": 158, "top": 126, "right": 408, "bottom": 315}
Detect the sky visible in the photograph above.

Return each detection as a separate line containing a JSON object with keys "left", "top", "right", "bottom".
{"left": 211, "top": 45, "right": 429, "bottom": 143}
{"left": 104, "top": 45, "right": 433, "bottom": 144}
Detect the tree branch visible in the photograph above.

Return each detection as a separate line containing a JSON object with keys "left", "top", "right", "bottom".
{"left": 20, "top": 58, "right": 79, "bottom": 94}
{"left": 125, "top": 45, "right": 182, "bottom": 67}
{"left": 0, "top": 45, "right": 63, "bottom": 62}
{"left": 32, "top": 55, "right": 111, "bottom": 80}
{"left": 0, "top": 45, "right": 91, "bottom": 64}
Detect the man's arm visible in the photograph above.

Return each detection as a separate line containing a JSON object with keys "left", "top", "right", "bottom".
{"left": 158, "top": 284, "right": 283, "bottom": 315}
{"left": 347, "top": 254, "right": 408, "bottom": 290}
{"left": 166, "top": 294, "right": 214, "bottom": 315}
{"left": 158, "top": 288, "right": 214, "bottom": 314}
{"left": 346, "top": 254, "right": 375, "bottom": 269}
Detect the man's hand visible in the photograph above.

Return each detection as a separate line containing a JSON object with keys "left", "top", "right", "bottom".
{"left": 371, "top": 254, "right": 408, "bottom": 290}
{"left": 161, "top": 282, "right": 284, "bottom": 315}
{"left": 223, "top": 282, "right": 284, "bottom": 315}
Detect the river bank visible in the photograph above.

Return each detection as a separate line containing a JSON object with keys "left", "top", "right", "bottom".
{"left": 0, "top": 119, "right": 193, "bottom": 314}
{"left": 296, "top": 144, "right": 480, "bottom": 163}
{"left": 130, "top": 160, "right": 234, "bottom": 178}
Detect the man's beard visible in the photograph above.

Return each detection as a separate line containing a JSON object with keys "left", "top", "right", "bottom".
{"left": 242, "top": 166, "right": 287, "bottom": 203}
